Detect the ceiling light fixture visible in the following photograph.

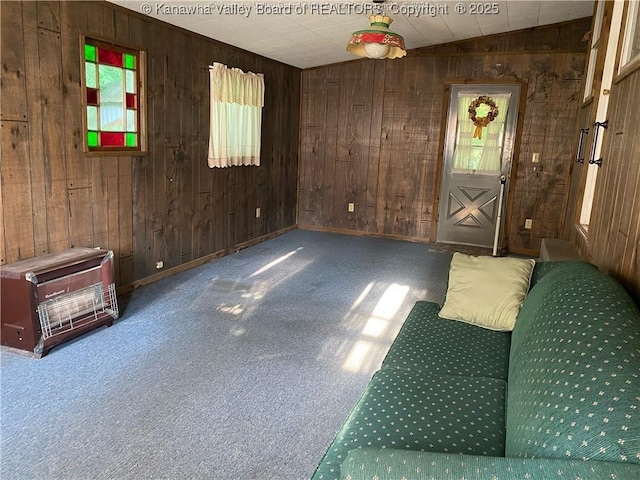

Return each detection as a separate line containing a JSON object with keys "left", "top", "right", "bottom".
{"left": 346, "top": 14, "right": 407, "bottom": 60}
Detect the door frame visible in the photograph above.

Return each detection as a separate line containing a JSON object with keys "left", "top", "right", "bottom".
{"left": 431, "top": 77, "right": 528, "bottom": 253}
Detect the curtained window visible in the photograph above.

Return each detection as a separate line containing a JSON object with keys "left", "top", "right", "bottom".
{"left": 453, "top": 93, "right": 511, "bottom": 174}
{"left": 208, "top": 62, "right": 265, "bottom": 168}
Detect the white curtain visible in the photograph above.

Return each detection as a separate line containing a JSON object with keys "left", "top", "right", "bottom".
{"left": 453, "top": 93, "right": 511, "bottom": 173}
{"left": 478, "top": 94, "right": 511, "bottom": 172}
{"left": 208, "top": 62, "right": 265, "bottom": 168}
{"left": 453, "top": 94, "right": 477, "bottom": 171}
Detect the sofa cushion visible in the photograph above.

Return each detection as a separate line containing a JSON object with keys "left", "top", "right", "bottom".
{"left": 438, "top": 253, "right": 535, "bottom": 331}
{"left": 311, "top": 369, "right": 507, "bottom": 480}
{"left": 506, "top": 261, "right": 640, "bottom": 465}
{"left": 340, "top": 449, "right": 640, "bottom": 480}
{"left": 381, "top": 301, "right": 511, "bottom": 380}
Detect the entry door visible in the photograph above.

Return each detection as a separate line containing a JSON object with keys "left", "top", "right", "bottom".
{"left": 436, "top": 84, "right": 520, "bottom": 248}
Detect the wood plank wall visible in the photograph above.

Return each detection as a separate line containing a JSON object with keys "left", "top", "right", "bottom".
{"left": 0, "top": 1, "right": 300, "bottom": 287}
{"left": 298, "top": 19, "right": 591, "bottom": 254}
{"left": 582, "top": 67, "right": 640, "bottom": 302}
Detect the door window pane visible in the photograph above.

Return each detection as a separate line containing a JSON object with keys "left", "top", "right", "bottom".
{"left": 453, "top": 93, "right": 510, "bottom": 174}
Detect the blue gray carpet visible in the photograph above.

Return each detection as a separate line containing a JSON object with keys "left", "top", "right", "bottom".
{"left": 1, "top": 229, "right": 452, "bottom": 479}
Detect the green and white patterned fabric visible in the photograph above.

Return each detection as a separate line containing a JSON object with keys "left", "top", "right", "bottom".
{"left": 311, "top": 369, "right": 507, "bottom": 480}
{"left": 381, "top": 301, "right": 511, "bottom": 380}
{"left": 340, "top": 449, "right": 640, "bottom": 480}
{"left": 311, "top": 260, "right": 640, "bottom": 480}
{"left": 507, "top": 262, "right": 640, "bottom": 464}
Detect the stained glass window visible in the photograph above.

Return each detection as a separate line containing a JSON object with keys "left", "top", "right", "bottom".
{"left": 82, "top": 37, "right": 145, "bottom": 154}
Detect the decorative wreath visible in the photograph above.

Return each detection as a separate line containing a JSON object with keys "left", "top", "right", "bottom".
{"left": 468, "top": 96, "right": 499, "bottom": 139}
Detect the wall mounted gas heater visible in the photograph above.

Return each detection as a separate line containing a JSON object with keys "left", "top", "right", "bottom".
{"left": 1, "top": 248, "right": 119, "bottom": 357}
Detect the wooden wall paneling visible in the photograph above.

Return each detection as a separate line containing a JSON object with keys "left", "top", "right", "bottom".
{"left": 422, "top": 59, "right": 444, "bottom": 239}
{"left": 113, "top": 5, "right": 129, "bottom": 42}
{"left": 261, "top": 68, "right": 277, "bottom": 232}
{"left": 1, "top": 2, "right": 27, "bottom": 122}
{"left": 254, "top": 65, "right": 270, "bottom": 236}
{"left": 193, "top": 39, "right": 213, "bottom": 258}
{"left": 99, "top": 1, "right": 116, "bottom": 38}
{"left": 212, "top": 168, "right": 230, "bottom": 253}
{"left": 85, "top": 0, "right": 104, "bottom": 34}
{"left": 285, "top": 69, "right": 300, "bottom": 228}
{"left": 177, "top": 31, "right": 195, "bottom": 264}
{"left": 375, "top": 63, "right": 395, "bottom": 235}
{"left": 333, "top": 61, "right": 375, "bottom": 231}
{"left": 194, "top": 188, "right": 213, "bottom": 258}
{"left": 68, "top": 187, "right": 93, "bottom": 248}
{"left": 297, "top": 71, "right": 321, "bottom": 225}
{"left": 384, "top": 59, "right": 422, "bottom": 237}
{"left": 613, "top": 76, "right": 640, "bottom": 275}
{"left": 1, "top": 122, "right": 35, "bottom": 262}
{"left": 128, "top": 13, "right": 149, "bottom": 277}
{"left": 61, "top": 1, "right": 90, "bottom": 192}
{"left": 364, "top": 61, "right": 386, "bottom": 232}
{"left": 245, "top": 166, "right": 258, "bottom": 241}
{"left": 22, "top": 1, "right": 49, "bottom": 257}
{"left": 228, "top": 169, "right": 240, "bottom": 247}
{"left": 163, "top": 29, "right": 185, "bottom": 269}
{"left": 267, "top": 66, "right": 284, "bottom": 232}
{"left": 320, "top": 66, "right": 341, "bottom": 227}
{"left": 594, "top": 71, "right": 639, "bottom": 277}
{"left": 148, "top": 28, "right": 169, "bottom": 275}
{"left": 299, "top": 69, "right": 323, "bottom": 225}
{"left": 94, "top": 158, "right": 113, "bottom": 252}
{"left": 103, "top": 158, "right": 121, "bottom": 280}
{"left": 277, "top": 67, "right": 293, "bottom": 231}
{"left": 409, "top": 60, "right": 437, "bottom": 239}
{"left": 38, "top": 28, "right": 70, "bottom": 254}
{"left": 36, "top": 1, "right": 60, "bottom": 32}
{"left": 237, "top": 167, "right": 251, "bottom": 244}
{"left": 619, "top": 159, "right": 640, "bottom": 295}
{"left": 612, "top": 77, "right": 639, "bottom": 261}
{"left": 61, "top": 3, "right": 94, "bottom": 251}
{"left": 118, "top": 157, "right": 134, "bottom": 284}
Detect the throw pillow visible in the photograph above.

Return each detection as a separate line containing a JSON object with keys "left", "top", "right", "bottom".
{"left": 438, "top": 253, "right": 535, "bottom": 331}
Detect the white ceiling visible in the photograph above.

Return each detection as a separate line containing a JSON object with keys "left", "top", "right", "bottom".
{"left": 108, "top": 0, "right": 594, "bottom": 69}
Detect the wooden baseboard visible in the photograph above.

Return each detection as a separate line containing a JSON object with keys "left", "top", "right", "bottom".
{"left": 117, "top": 225, "right": 297, "bottom": 295}
{"left": 297, "top": 224, "right": 432, "bottom": 244}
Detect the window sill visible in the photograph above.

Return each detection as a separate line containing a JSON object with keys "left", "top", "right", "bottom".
{"left": 615, "top": 55, "right": 640, "bottom": 85}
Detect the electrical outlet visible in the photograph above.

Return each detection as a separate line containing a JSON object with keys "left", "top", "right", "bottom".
{"left": 256, "top": 207, "right": 261, "bottom": 218}
{"left": 524, "top": 219, "right": 533, "bottom": 229}
{"left": 532, "top": 152, "right": 540, "bottom": 163}
{"left": 348, "top": 203, "right": 355, "bottom": 212}
{"left": 156, "top": 261, "right": 164, "bottom": 269}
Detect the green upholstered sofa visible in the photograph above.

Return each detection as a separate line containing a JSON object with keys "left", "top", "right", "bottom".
{"left": 312, "top": 261, "right": 640, "bottom": 480}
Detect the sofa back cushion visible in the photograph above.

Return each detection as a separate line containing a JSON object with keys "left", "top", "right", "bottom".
{"left": 506, "top": 261, "right": 640, "bottom": 465}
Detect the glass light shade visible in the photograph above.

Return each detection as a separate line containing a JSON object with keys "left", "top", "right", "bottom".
{"left": 364, "top": 43, "right": 390, "bottom": 59}
{"left": 347, "top": 15, "right": 407, "bottom": 60}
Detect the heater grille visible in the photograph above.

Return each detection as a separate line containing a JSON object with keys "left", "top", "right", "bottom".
{"left": 37, "top": 283, "right": 118, "bottom": 340}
